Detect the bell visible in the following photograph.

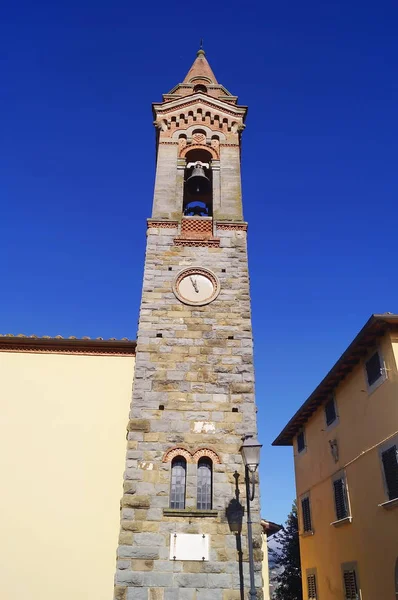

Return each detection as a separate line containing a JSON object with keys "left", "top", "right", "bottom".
{"left": 186, "top": 164, "right": 211, "bottom": 195}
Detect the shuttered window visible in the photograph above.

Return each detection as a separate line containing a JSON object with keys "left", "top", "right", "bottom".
{"left": 333, "top": 476, "right": 349, "bottom": 520}
{"left": 301, "top": 496, "right": 312, "bottom": 532}
{"left": 343, "top": 568, "right": 359, "bottom": 599}
{"left": 325, "top": 397, "right": 337, "bottom": 426}
{"left": 307, "top": 572, "right": 317, "bottom": 599}
{"left": 197, "top": 457, "right": 212, "bottom": 510}
{"left": 297, "top": 430, "right": 306, "bottom": 453}
{"left": 170, "top": 457, "right": 186, "bottom": 509}
{"left": 365, "top": 351, "right": 383, "bottom": 387}
{"left": 382, "top": 445, "right": 398, "bottom": 501}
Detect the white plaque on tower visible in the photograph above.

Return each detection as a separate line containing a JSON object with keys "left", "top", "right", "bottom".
{"left": 169, "top": 533, "right": 209, "bottom": 561}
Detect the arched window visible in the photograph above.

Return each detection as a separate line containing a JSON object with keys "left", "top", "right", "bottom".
{"left": 194, "top": 84, "right": 207, "bottom": 93}
{"left": 170, "top": 457, "right": 186, "bottom": 509}
{"left": 197, "top": 458, "right": 212, "bottom": 510}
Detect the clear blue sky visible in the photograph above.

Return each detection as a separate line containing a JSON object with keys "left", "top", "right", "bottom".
{"left": 1, "top": 1, "right": 398, "bottom": 524}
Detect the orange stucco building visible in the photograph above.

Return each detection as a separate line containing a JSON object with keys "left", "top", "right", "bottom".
{"left": 274, "top": 314, "right": 398, "bottom": 599}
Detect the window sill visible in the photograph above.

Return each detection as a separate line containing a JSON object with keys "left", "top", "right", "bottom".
{"left": 367, "top": 373, "right": 387, "bottom": 395}
{"left": 325, "top": 418, "right": 339, "bottom": 432}
{"left": 378, "top": 497, "right": 398, "bottom": 510}
{"left": 163, "top": 508, "right": 218, "bottom": 518}
{"left": 330, "top": 516, "right": 352, "bottom": 527}
{"left": 301, "top": 530, "right": 315, "bottom": 538}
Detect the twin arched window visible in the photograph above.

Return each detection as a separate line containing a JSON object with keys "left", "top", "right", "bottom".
{"left": 170, "top": 456, "right": 213, "bottom": 510}
{"left": 170, "top": 457, "right": 186, "bottom": 509}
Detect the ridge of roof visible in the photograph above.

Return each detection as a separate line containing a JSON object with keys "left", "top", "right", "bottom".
{"left": 0, "top": 333, "right": 134, "bottom": 342}
{"left": 272, "top": 313, "right": 398, "bottom": 446}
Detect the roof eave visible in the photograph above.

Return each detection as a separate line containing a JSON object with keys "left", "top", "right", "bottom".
{"left": 272, "top": 314, "right": 398, "bottom": 446}
{"left": 0, "top": 335, "right": 136, "bottom": 355}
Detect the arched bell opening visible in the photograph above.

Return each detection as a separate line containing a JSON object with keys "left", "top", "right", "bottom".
{"left": 193, "top": 84, "right": 208, "bottom": 94}
{"left": 183, "top": 149, "right": 213, "bottom": 217}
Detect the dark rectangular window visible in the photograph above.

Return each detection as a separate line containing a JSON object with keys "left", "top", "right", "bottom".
{"left": 297, "top": 430, "right": 305, "bottom": 453}
{"left": 301, "top": 496, "right": 312, "bottom": 532}
{"left": 333, "top": 477, "right": 349, "bottom": 520}
{"left": 382, "top": 445, "right": 398, "bottom": 501}
{"left": 365, "top": 351, "right": 382, "bottom": 387}
{"left": 307, "top": 573, "right": 317, "bottom": 600}
{"left": 325, "top": 397, "right": 337, "bottom": 426}
{"left": 343, "top": 568, "right": 359, "bottom": 599}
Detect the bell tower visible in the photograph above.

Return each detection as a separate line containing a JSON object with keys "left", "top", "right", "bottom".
{"left": 114, "top": 49, "right": 262, "bottom": 600}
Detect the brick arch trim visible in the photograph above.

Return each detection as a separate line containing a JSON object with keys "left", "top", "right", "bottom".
{"left": 193, "top": 448, "right": 221, "bottom": 464}
{"left": 180, "top": 144, "right": 218, "bottom": 160}
{"left": 162, "top": 447, "right": 192, "bottom": 463}
{"left": 162, "top": 447, "right": 222, "bottom": 464}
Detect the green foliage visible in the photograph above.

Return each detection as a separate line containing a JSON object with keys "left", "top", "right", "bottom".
{"left": 270, "top": 501, "right": 303, "bottom": 600}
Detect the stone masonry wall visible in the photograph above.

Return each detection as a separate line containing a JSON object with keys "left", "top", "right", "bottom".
{"left": 114, "top": 223, "right": 263, "bottom": 600}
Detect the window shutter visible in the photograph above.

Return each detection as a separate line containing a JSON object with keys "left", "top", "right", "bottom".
{"left": 365, "top": 351, "right": 382, "bottom": 386}
{"left": 301, "top": 496, "right": 312, "bottom": 532}
{"left": 297, "top": 431, "right": 305, "bottom": 453}
{"left": 382, "top": 445, "right": 398, "bottom": 501}
{"left": 325, "top": 397, "right": 337, "bottom": 426}
{"left": 343, "top": 569, "right": 359, "bottom": 599}
{"left": 307, "top": 573, "right": 317, "bottom": 599}
{"left": 333, "top": 477, "right": 349, "bottom": 520}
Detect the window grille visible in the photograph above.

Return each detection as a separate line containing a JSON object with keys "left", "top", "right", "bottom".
{"left": 307, "top": 573, "right": 317, "bottom": 599}
{"left": 325, "top": 397, "right": 337, "bottom": 426}
{"left": 170, "top": 457, "right": 186, "bottom": 509}
{"left": 197, "top": 457, "right": 212, "bottom": 510}
{"left": 343, "top": 569, "right": 359, "bottom": 599}
{"left": 333, "top": 477, "right": 349, "bottom": 520}
{"left": 301, "top": 496, "right": 312, "bottom": 532}
{"left": 382, "top": 445, "right": 398, "bottom": 500}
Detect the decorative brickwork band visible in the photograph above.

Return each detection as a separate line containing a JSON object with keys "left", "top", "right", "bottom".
{"left": 163, "top": 446, "right": 222, "bottom": 464}
{"left": 147, "top": 221, "right": 179, "bottom": 229}
{"left": 180, "top": 217, "right": 213, "bottom": 239}
{"left": 173, "top": 238, "right": 220, "bottom": 247}
{"left": 216, "top": 222, "right": 248, "bottom": 231}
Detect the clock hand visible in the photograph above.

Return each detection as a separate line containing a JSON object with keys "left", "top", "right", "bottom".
{"left": 190, "top": 276, "right": 199, "bottom": 293}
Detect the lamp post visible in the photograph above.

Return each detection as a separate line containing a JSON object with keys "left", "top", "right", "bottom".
{"left": 240, "top": 434, "right": 262, "bottom": 600}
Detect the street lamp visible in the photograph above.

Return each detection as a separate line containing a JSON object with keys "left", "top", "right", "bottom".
{"left": 240, "top": 434, "right": 262, "bottom": 600}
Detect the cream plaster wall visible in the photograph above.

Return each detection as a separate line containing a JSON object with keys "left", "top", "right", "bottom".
{"left": 295, "top": 332, "right": 398, "bottom": 599}
{"left": 0, "top": 350, "right": 134, "bottom": 600}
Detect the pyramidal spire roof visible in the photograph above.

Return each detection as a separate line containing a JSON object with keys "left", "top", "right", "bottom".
{"left": 183, "top": 48, "right": 218, "bottom": 85}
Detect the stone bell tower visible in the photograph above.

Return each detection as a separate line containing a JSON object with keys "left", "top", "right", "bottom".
{"left": 114, "top": 49, "right": 262, "bottom": 600}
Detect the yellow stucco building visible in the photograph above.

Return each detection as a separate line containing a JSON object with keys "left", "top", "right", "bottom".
{"left": 274, "top": 314, "right": 398, "bottom": 600}
{"left": 0, "top": 335, "right": 135, "bottom": 600}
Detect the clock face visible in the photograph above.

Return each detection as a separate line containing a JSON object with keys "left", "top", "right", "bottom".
{"left": 173, "top": 268, "right": 220, "bottom": 306}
